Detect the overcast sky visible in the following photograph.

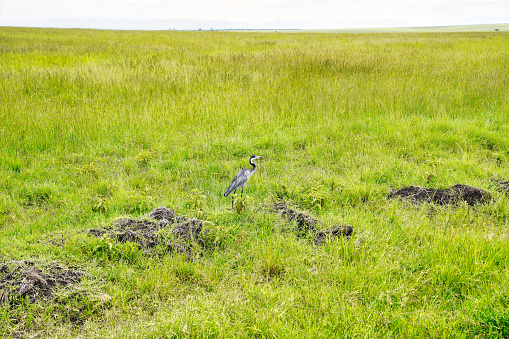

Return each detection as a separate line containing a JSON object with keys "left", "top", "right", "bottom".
{"left": 0, "top": 0, "right": 508, "bottom": 30}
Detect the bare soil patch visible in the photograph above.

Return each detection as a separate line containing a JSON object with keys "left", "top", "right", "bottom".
{"left": 0, "top": 261, "right": 83, "bottom": 307}
{"left": 88, "top": 207, "right": 205, "bottom": 258}
{"left": 271, "top": 202, "right": 353, "bottom": 244}
{"left": 315, "top": 225, "right": 354, "bottom": 245}
{"left": 148, "top": 206, "right": 186, "bottom": 225}
{"left": 493, "top": 180, "right": 509, "bottom": 194}
{"left": 271, "top": 202, "right": 319, "bottom": 233}
{"left": 388, "top": 184, "right": 490, "bottom": 206}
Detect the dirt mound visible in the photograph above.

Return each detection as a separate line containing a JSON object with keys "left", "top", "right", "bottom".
{"left": 494, "top": 180, "right": 509, "bottom": 194}
{"left": 112, "top": 218, "right": 165, "bottom": 249}
{"left": 0, "top": 261, "right": 83, "bottom": 306}
{"left": 271, "top": 202, "right": 319, "bottom": 233}
{"left": 271, "top": 202, "right": 353, "bottom": 243}
{"left": 388, "top": 184, "right": 490, "bottom": 206}
{"left": 148, "top": 206, "right": 186, "bottom": 225}
{"left": 315, "top": 225, "right": 354, "bottom": 245}
{"left": 172, "top": 219, "right": 204, "bottom": 243}
{"left": 88, "top": 207, "right": 205, "bottom": 258}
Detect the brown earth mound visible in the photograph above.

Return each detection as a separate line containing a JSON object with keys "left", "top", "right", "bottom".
{"left": 271, "top": 202, "right": 319, "bottom": 233}
{"left": 172, "top": 219, "right": 204, "bottom": 243}
{"left": 148, "top": 206, "right": 186, "bottom": 225}
{"left": 388, "top": 184, "right": 490, "bottom": 206}
{"left": 271, "top": 202, "right": 353, "bottom": 243}
{"left": 92, "top": 218, "right": 165, "bottom": 249}
{"left": 0, "top": 261, "right": 83, "bottom": 307}
{"left": 88, "top": 207, "right": 205, "bottom": 258}
{"left": 494, "top": 180, "right": 509, "bottom": 194}
{"left": 315, "top": 225, "right": 355, "bottom": 245}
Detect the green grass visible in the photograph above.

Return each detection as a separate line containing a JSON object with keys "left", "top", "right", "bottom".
{"left": 1, "top": 27, "right": 509, "bottom": 337}
{"left": 276, "top": 23, "right": 509, "bottom": 33}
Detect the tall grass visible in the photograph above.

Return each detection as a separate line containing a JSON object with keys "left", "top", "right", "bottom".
{"left": 0, "top": 27, "right": 509, "bottom": 337}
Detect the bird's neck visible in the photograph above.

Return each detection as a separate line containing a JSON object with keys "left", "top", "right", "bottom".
{"left": 249, "top": 159, "right": 257, "bottom": 172}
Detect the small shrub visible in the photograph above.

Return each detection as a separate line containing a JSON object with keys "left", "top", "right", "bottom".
{"left": 231, "top": 194, "right": 253, "bottom": 214}
{"left": 300, "top": 181, "right": 330, "bottom": 211}
{"left": 89, "top": 196, "right": 109, "bottom": 214}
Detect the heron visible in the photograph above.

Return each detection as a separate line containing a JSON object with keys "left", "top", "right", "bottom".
{"left": 224, "top": 155, "right": 262, "bottom": 204}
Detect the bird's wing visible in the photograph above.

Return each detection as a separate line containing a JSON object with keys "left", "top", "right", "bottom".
{"left": 224, "top": 169, "right": 250, "bottom": 196}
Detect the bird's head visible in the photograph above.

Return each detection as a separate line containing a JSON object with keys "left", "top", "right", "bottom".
{"left": 250, "top": 155, "right": 262, "bottom": 160}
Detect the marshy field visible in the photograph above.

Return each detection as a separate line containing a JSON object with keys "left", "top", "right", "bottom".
{"left": 1, "top": 27, "right": 509, "bottom": 338}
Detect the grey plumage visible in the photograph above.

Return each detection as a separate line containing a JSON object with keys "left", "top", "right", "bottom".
{"left": 224, "top": 155, "right": 261, "bottom": 197}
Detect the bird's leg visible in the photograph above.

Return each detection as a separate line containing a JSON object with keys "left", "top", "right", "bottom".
{"left": 231, "top": 189, "right": 237, "bottom": 208}
{"left": 241, "top": 187, "right": 244, "bottom": 198}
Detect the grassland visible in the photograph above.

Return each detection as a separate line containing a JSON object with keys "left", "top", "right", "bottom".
{"left": 280, "top": 23, "right": 509, "bottom": 33}
{"left": 1, "top": 27, "right": 509, "bottom": 338}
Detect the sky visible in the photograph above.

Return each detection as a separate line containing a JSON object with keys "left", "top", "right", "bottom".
{"left": 0, "top": 0, "right": 508, "bottom": 30}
